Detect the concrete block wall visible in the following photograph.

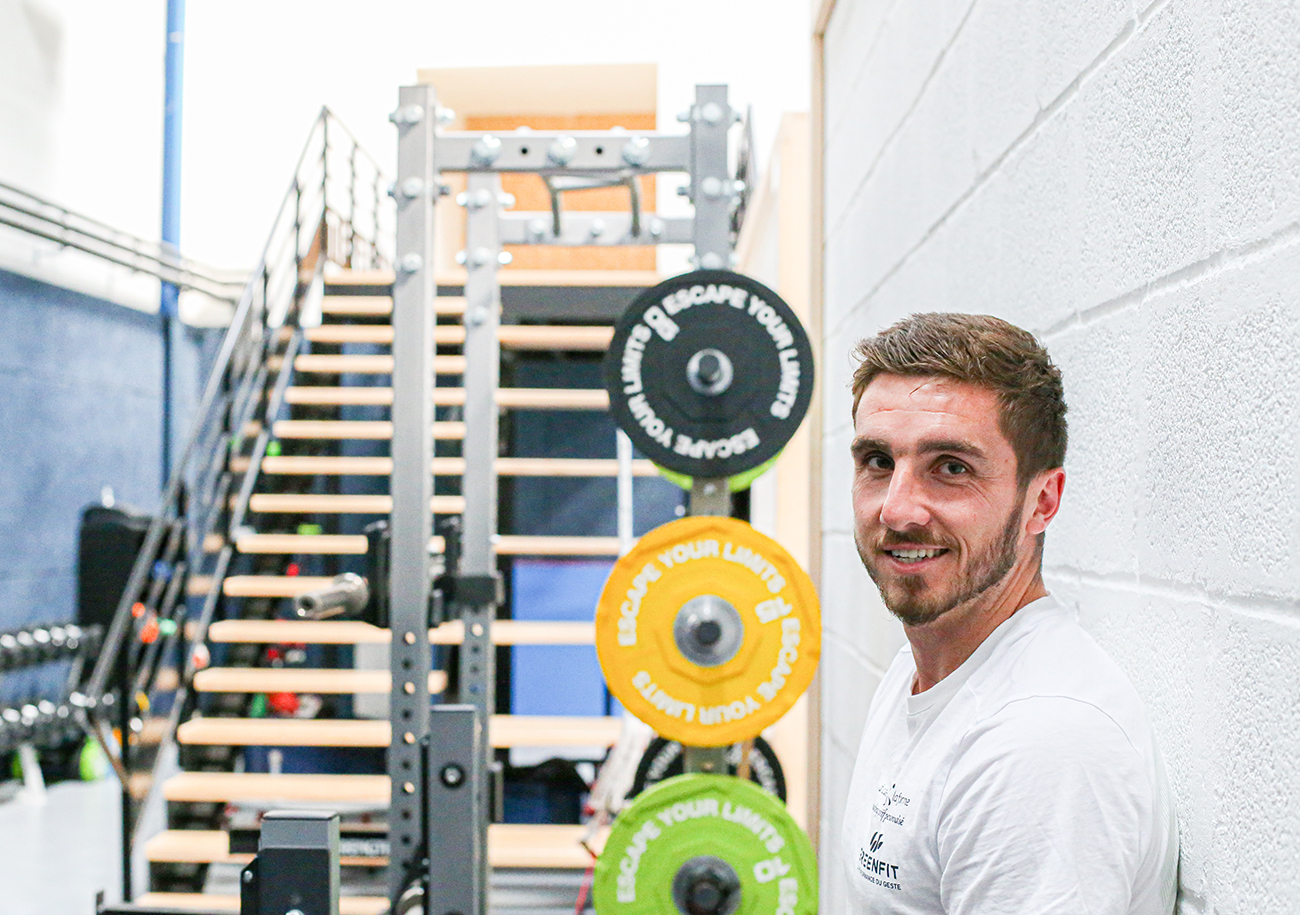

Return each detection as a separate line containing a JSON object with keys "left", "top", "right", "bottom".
{"left": 819, "top": 1, "right": 1300, "bottom": 911}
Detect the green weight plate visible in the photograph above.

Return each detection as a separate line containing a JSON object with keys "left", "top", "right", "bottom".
{"left": 594, "top": 774, "right": 817, "bottom": 915}
{"left": 656, "top": 453, "right": 782, "bottom": 494}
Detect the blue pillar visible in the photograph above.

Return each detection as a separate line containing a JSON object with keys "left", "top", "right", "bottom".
{"left": 159, "top": 0, "right": 185, "bottom": 487}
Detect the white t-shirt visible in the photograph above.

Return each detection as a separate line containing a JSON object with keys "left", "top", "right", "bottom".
{"left": 842, "top": 595, "right": 1178, "bottom": 915}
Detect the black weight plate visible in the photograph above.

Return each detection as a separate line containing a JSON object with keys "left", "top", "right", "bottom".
{"left": 603, "top": 270, "right": 814, "bottom": 478}
{"left": 630, "top": 735, "right": 787, "bottom": 802}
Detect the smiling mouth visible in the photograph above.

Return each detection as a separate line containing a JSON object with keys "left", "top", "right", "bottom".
{"left": 883, "top": 547, "right": 949, "bottom": 565}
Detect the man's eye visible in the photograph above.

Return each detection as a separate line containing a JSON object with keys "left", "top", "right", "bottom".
{"left": 864, "top": 454, "right": 893, "bottom": 471}
{"left": 939, "top": 461, "right": 967, "bottom": 475}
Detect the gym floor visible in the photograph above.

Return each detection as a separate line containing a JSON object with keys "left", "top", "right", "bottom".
{"left": 0, "top": 779, "right": 123, "bottom": 915}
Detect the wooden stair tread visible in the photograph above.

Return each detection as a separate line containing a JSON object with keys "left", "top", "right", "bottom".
{"left": 243, "top": 455, "right": 657, "bottom": 477}
{"left": 233, "top": 533, "right": 619, "bottom": 557}
{"left": 320, "top": 295, "right": 466, "bottom": 317}
{"left": 330, "top": 268, "right": 662, "bottom": 288}
{"left": 206, "top": 619, "right": 595, "bottom": 646}
{"left": 163, "top": 771, "right": 390, "bottom": 803}
{"left": 283, "top": 386, "right": 608, "bottom": 410}
{"left": 304, "top": 323, "right": 611, "bottom": 350}
{"left": 176, "top": 715, "right": 621, "bottom": 748}
{"left": 247, "top": 493, "right": 466, "bottom": 514}
{"left": 145, "top": 823, "right": 605, "bottom": 869}
{"left": 136, "top": 894, "right": 386, "bottom": 915}
{"left": 287, "top": 353, "right": 466, "bottom": 374}
{"left": 270, "top": 419, "right": 465, "bottom": 440}
{"left": 193, "top": 667, "right": 447, "bottom": 694}
{"left": 221, "top": 575, "right": 334, "bottom": 598}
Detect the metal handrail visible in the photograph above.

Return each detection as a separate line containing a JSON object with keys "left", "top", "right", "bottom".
{"left": 0, "top": 180, "right": 247, "bottom": 301}
{"left": 72, "top": 107, "right": 391, "bottom": 884}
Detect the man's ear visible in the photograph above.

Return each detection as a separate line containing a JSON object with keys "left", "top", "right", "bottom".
{"left": 1025, "top": 468, "right": 1065, "bottom": 536}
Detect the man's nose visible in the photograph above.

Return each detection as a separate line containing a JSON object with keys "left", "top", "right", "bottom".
{"left": 879, "top": 465, "right": 931, "bottom": 531}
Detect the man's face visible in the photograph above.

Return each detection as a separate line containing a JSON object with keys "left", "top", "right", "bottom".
{"left": 851, "top": 374, "right": 1033, "bottom": 627}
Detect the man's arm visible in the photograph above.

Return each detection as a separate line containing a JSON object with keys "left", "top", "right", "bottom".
{"left": 936, "top": 696, "right": 1152, "bottom": 915}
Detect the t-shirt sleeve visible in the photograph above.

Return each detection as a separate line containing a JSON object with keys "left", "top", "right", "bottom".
{"left": 935, "top": 696, "right": 1150, "bottom": 915}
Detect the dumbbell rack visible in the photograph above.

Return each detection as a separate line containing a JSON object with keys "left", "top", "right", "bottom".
{"left": 387, "top": 83, "right": 743, "bottom": 914}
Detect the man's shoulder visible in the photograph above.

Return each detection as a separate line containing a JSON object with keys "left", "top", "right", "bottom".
{"left": 968, "top": 599, "right": 1151, "bottom": 741}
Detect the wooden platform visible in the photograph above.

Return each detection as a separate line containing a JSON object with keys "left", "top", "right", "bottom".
{"left": 144, "top": 823, "right": 604, "bottom": 869}
{"left": 206, "top": 619, "right": 595, "bottom": 646}
{"left": 192, "top": 667, "right": 448, "bottom": 695}
{"left": 176, "top": 715, "right": 620, "bottom": 748}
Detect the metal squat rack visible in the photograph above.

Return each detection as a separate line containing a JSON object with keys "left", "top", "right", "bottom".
{"left": 379, "top": 82, "right": 747, "bottom": 915}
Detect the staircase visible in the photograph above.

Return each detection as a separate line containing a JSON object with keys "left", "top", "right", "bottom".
{"left": 129, "top": 264, "right": 670, "bottom": 912}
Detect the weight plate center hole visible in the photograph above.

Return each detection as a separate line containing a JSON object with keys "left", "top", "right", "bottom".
{"left": 686, "top": 348, "right": 734, "bottom": 396}
{"left": 673, "top": 595, "right": 744, "bottom": 667}
{"left": 672, "top": 855, "right": 742, "bottom": 915}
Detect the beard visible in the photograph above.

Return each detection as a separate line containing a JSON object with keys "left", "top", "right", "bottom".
{"left": 855, "top": 498, "right": 1023, "bottom": 628}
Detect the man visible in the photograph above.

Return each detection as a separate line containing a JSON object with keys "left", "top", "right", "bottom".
{"left": 842, "top": 313, "right": 1178, "bottom": 914}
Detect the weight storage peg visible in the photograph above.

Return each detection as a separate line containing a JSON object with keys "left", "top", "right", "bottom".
{"left": 603, "top": 270, "right": 814, "bottom": 480}
{"left": 631, "top": 735, "right": 786, "bottom": 802}
{"left": 595, "top": 516, "right": 820, "bottom": 747}
{"left": 592, "top": 773, "right": 817, "bottom": 915}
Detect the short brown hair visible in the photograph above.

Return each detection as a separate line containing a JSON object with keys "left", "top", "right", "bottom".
{"left": 851, "top": 313, "right": 1067, "bottom": 484}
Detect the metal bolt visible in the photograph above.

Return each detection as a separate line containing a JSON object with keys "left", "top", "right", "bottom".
{"left": 676, "top": 109, "right": 692, "bottom": 123}
{"left": 404, "top": 681, "right": 415, "bottom": 695}
{"left": 700, "top": 252, "right": 724, "bottom": 270}
{"left": 622, "top": 136, "right": 651, "bottom": 167}
{"left": 470, "top": 247, "right": 491, "bottom": 268}
{"left": 529, "top": 218, "right": 548, "bottom": 239}
{"left": 461, "top": 188, "right": 492, "bottom": 210}
{"left": 701, "top": 176, "right": 724, "bottom": 199}
{"left": 548, "top": 136, "right": 577, "bottom": 167}
{"left": 398, "top": 253, "right": 423, "bottom": 275}
{"left": 468, "top": 306, "right": 489, "bottom": 326}
{"left": 701, "top": 102, "right": 724, "bottom": 125}
{"left": 242, "top": 870, "right": 254, "bottom": 884}
{"left": 404, "top": 632, "right": 416, "bottom": 645}
{"left": 404, "top": 732, "right": 415, "bottom": 744}
{"left": 498, "top": 192, "right": 516, "bottom": 208}
{"left": 498, "top": 251, "right": 513, "bottom": 266}
{"left": 389, "top": 105, "right": 423, "bottom": 126}
{"left": 402, "top": 781, "right": 415, "bottom": 794}
{"left": 454, "top": 250, "right": 467, "bottom": 265}
{"left": 286, "top": 909, "right": 305, "bottom": 915}
{"left": 648, "top": 218, "right": 664, "bottom": 239}
{"left": 589, "top": 218, "right": 606, "bottom": 239}
{"left": 436, "top": 106, "right": 456, "bottom": 125}
{"left": 733, "top": 179, "right": 747, "bottom": 194}
{"left": 440, "top": 764, "right": 465, "bottom": 788}
{"left": 471, "top": 135, "right": 501, "bottom": 167}
{"left": 400, "top": 178, "right": 425, "bottom": 200}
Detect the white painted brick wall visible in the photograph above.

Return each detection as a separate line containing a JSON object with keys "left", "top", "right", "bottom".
{"left": 820, "top": 1, "right": 1300, "bottom": 911}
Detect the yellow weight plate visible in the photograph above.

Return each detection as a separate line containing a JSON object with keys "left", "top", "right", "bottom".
{"left": 596, "top": 516, "right": 820, "bottom": 746}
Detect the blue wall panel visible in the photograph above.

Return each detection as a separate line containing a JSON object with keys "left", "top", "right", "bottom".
{"left": 510, "top": 559, "right": 614, "bottom": 717}
{"left": 0, "top": 268, "right": 215, "bottom": 701}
